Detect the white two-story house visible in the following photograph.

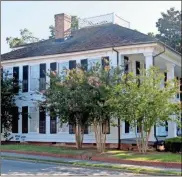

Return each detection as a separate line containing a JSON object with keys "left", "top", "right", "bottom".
{"left": 1, "top": 13, "right": 181, "bottom": 146}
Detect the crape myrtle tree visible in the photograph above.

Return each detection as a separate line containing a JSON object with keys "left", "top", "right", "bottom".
{"left": 41, "top": 65, "right": 93, "bottom": 149}
{"left": 1, "top": 68, "right": 20, "bottom": 139}
{"left": 110, "top": 66, "right": 181, "bottom": 153}
{"left": 41, "top": 59, "right": 123, "bottom": 152}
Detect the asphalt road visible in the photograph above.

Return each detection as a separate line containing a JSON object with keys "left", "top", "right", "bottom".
{"left": 1, "top": 159, "right": 140, "bottom": 176}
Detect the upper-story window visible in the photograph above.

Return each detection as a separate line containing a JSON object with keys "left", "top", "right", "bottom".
{"left": 69, "top": 60, "right": 76, "bottom": 70}
{"left": 23, "top": 65, "right": 28, "bottom": 92}
{"left": 30, "top": 65, "right": 39, "bottom": 91}
{"left": 39, "top": 63, "right": 46, "bottom": 91}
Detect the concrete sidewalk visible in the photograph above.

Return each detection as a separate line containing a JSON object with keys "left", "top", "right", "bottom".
{"left": 1, "top": 152, "right": 181, "bottom": 173}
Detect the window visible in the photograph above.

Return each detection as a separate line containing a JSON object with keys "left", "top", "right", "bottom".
{"left": 69, "top": 123, "right": 75, "bottom": 134}
{"left": 69, "top": 123, "right": 88, "bottom": 134}
{"left": 102, "top": 56, "right": 109, "bottom": 70}
{"left": 50, "top": 62, "right": 57, "bottom": 87}
{"left": 13, "top": 67, "right": 19, "bottom": 93}
{"left": 180, "top": 78, "right": 182, "bottom": 102}
{"left": 29, "top": 107, "right": 39, "bottom": 132}
{"left": 58, "top": 62, "right": 69, "bottom": 80}
{"left": 39, "top": 63, "right": 46, "bottom": 91}
{"left": 125, "top": 121, "right": 130, "bottom": 133}
{"left": 12, "top": 107, "right": 19, "bottom": 133}
{"left": 30, "top": 65, "right": 39, "bottom": 91}
{"left": 23, "top": 66, "right": 28, "bottom": 92}
{"left": 39, "top": 107, "right": 46, "bottom": 134}
{"left": 50, "top": 109, "right": 57, "bottom": 134}
{"left": 81, "top": 59, "right": 88, "bottom": 71}
{"left": 102, "top": 119, "right": 110, "bottom": 134}
{"left": 69, "top": 60, "right": 76, "bottom": 70}
{"left": 22, "top": 106, "right": 28, "bottom": 133}
{"left": 1, "top": 68, "right": 3, "bottom": 85}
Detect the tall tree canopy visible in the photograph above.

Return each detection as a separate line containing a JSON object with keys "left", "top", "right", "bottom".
{"left": 148, "top": 7, "right": 181, "bottom": 53}
{"left": 6, "top": 28, "right": 40, "bottom": 48}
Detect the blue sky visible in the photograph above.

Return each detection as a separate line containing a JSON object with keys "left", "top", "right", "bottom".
{"left": 1, "top": 1, "right": 181, "bottom": 54}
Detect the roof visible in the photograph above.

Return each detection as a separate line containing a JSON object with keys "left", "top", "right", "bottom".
{"left": 1, "top": 23, "right": 158, "bottom": 61}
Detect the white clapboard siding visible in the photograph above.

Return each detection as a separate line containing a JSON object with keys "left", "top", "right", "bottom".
{"left": 30, "top": 65, "right": 40, "bottom": 91}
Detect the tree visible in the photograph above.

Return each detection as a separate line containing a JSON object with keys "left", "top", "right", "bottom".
{"left": 110, "top": 67, "right": 180, "bottom": 153}
{"left": 49, "top": 15, "right": 79, "bottom": 39}
{"left": 41, "top": 66, "right": 92, "bottom": 149}
{"left": 6, "top": 28, "right": 40, "bottom": 48}
{"left": 147, "top": 32, "right": 155, "bottom": 37}
{"left": 1, "top": 69, "right": 20, "bottom": 139}
{"left": 150, "top": 7, "right": 181, "bottom": 53}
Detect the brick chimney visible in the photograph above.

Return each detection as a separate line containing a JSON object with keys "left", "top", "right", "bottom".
{"left": 54, "top": 13, "right": 71, "bottom": 40}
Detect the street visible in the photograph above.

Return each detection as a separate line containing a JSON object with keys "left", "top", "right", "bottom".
{"left": 1, "top": 159, "right": 140, "bottom": 176}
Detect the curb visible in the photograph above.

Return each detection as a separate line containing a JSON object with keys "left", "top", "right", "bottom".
{"left": 2, "top": 155, "right": 181, "bottom": 176}
{"left": 2, "top": 150, "right": 181, "bottom": 169}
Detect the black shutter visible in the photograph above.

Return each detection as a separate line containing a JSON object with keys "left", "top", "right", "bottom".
{"left": 164, "top": 72, "right": 167, "bottom": 87}
{"left": 124, "top": 56, "right": 129, "bottom": 73}
{"left": 180, "top": 78, "right": 182, "bottom": 102}
{"left": 81, "top": 59, "right": 88, "bottom": 71}
{"left": 102, "top": 56, "right": 109, "bottom": 69}
{"left": 22, "top": 106, "right": 28, "bottom": 133}
{"left": 50, "top": 62, "right": 57, "bottom": 71}
{"left": 69, "top": 60, "right": 76, "bottom": 70}
{"left": 50, "top": 109, "right": 57, "bottom": 134}
{"left": 39, "top": 63, "right": 46, "bottom": 91}
{"left": 165, "top": 121, "right": 168, "bottom": 132}
{"left": 23, "top": 66, "right": 28, "bottom": 92}
{"left": 12, "top": 107, "right": 19, "bottom": 133}
{"left": 136, "top": 61, "right": 140, "bottom": 75}
{"left": 125, "top": 121, "right": 130, "bottom": 133}
{"left": 39, "top": 107, "right": 46, "bottom": 134}
{"left": 13, "top": 67, "right": 19, "bottom": 93}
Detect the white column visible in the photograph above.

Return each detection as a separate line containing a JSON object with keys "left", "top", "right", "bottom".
{"left": 144, "top": 52, "right": 156, "bottom": 142}
{"left": 130, "top": 59, "right": 136, "bottom": 73}
{"left": 166, "top": 63, "right": 177, "bottom": 138}
{"left": 46, "top": 112, "right": 50, "bottom": 135}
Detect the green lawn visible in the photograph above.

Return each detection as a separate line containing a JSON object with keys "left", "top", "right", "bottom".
{"left": 105, "top": 150, "right": 181, "bottom": 163}
{"left": 2, "top": 144, "right": 181, "bottom": 163}
{"left": 1, "top": 144, "right": 86, "bottom": 155}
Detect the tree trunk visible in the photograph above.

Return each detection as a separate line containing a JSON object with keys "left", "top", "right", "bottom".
{"left": 75, "top": 119, "right": 84, "bottom": 149}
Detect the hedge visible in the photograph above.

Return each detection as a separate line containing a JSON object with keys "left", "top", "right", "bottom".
{"left": 164, "top": 137, "right": 182, "bottom": 153}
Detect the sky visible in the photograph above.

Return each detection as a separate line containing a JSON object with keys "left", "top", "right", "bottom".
{"left": 1, "top": 1, "right": 181, "bottom": 54}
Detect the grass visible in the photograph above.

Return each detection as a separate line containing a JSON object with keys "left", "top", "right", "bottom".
{"left": 1, "top": 144, "right": 86, "bottom": 155}
{"left": 104, "top": 150, "right": 181, "bottom": 163}
{"left": 2, "top": 144, "right": 181, "bottom": 163}
{"left": 2, "top": 155, "right": 181, "bottom": 176}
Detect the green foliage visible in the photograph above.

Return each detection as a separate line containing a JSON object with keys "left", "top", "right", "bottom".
{"left": 110, "top": 66, "right": 180, "bottom": 153}
{"left": 1, "top": 70, "right": 20, "bottom": 134}
{"left": 6, "top": 28, "right": 40, "bottom": 48}
{"left": 165, "top": 137, "right": 182, "bottom": 153}
{"left": 155, "top": 7, "right": 181, "bottom": 53}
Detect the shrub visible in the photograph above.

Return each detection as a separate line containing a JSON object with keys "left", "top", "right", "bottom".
{"left": 164, "top": 137, "right": 182, "bottom": 153}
